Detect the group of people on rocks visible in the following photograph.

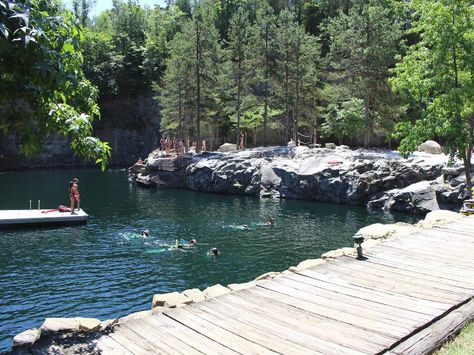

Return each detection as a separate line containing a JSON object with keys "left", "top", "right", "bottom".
{"left": 160, "top": 137, "right": 210, "bottom": 156}
{"left": 160, "top": 137, "right": 185, "bottom": 156}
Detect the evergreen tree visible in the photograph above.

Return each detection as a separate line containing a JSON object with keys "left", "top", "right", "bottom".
{"left": 326, "top": 0, "right": 402, "bottom": 147}
{"left": 275, "top": 9, "right": 322, "bottom": 144}
{"left": 226, "top": 4, "right": 251, "bottom": 148}
{"left": 247, "top": 3, "right": 277, "bottom": 146}
{"left": 160, "top": 30, "right": 195, "bottom": 150}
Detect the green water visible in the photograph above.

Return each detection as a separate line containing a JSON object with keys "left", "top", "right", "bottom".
{"left": 0, "top": 169, "right": 419, "bottom": 351}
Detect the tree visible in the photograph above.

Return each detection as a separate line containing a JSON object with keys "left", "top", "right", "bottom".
{"left": 189, "top": 1, "right": 223, "bottom": 152}
{"left": 326, "top": 0, "right": 402, "bottom": 147}
{"left": 227, "top": 4, "right": 251, "bottom": 149}
{"left": 247, "top": 3, "right": 277, "bottom": 146}
{"left": 159, "top": 30, "right": 195, "bottom": 151}
{"left": 159, "top": 1, "right": 222, "bottom": 152}
{"left": 390, "top": 0, "right": 474, "bottom": 190}
{"left": 0, "top": 0, "right": 110, "bottom": 169}
{"left": 72, "top": 0, "right": 96, "bottom": 27}
{"left": 275, "top": 9, "right": 322, "bottom": 144}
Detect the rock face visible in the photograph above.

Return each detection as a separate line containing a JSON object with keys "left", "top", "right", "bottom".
{"left": 137, "top": 146, "right": 469, "bottom": 214}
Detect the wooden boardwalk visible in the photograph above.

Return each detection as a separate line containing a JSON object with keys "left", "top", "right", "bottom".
{"left": 92, "top": 217, "right": 474, "bottom": 355}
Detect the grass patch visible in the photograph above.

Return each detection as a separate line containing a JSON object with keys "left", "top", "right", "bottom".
{"left": 435, "top": 322, "right": 474, "bottom": 355}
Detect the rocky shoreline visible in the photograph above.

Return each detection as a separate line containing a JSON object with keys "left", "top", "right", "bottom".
{"left": 135, "top": 145, "right": 471, "bottom": 215}
{"left": 10, "top": 210, "right": 462, "bottom": 353}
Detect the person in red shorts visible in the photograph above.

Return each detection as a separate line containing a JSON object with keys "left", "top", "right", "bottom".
{"left": 69, "top": 178, "right": 80, "bottom": 214}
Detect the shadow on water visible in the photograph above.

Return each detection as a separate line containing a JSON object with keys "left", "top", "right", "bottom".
{"left": 0, "top": 168, "right": 420, "bottom": 351}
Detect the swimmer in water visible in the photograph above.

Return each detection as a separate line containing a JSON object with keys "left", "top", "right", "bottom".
{"left": 240, "top": 224, "right": 249, "bottom": 231}
{"left": 209, "top": 247, "right": 220, "bottom": 256}
{"left": 268, "top": 218, "right": 274, "bottom": 226}
{"left": 190, "top": 239, "right": 197, "bottom": 245}
{"left": 141, "top": 230, "right": 150, "bottom": 238}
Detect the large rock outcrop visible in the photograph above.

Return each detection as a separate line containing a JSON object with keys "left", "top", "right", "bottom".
{"left": 136, "top": 146, "right": 470, "bottom": 214}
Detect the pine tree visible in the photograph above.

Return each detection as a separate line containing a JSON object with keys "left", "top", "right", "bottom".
{"left": 227, "top": 4, "right": 251, "bottom": 149}
{"left": 247, "top": 3, "right": 277, "bottom": 146}
{"left": 326, "top": 0, "right": 402, "bottom": 147}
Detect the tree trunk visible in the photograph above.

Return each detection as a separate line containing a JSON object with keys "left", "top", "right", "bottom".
{"left": 195, "top": 14, "right": 201, "bottom": 153}
{"left": 364, "top": 86, "right": 370, "bottom": 148}
{"left": 262, "top": 24, "right": 269, "bottom": 147}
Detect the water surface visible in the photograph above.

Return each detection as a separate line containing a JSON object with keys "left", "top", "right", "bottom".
{"left": 0, "top": 169, "right": 419, "bottom": 351}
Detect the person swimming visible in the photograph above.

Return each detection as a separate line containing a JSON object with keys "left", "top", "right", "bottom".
{"left": 240, "top": 224, "right": 249, "bottom": 231}
{"left": 268, "top": 218, "right": 275, "bottom": 226}
{"left": 190, "top": 239, "right": 197, "bottom": 245}
{"left": 141, "top": 230, "right": 150, "bottom": 238}
{"left": 209, "top": 247, "right": 220, "bottom": 256}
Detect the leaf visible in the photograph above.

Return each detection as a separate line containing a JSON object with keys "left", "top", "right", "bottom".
{"left": 10, "top": 12, "right": 29, "bottom": 27}
{"left": 0, "top": 23, "right": 9, "bottom": 38}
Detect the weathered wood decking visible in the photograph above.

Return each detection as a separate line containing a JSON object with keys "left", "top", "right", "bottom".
{"left": 93, "top": 217, "right": 473, "bottom": 354}
{"left": 0, "top": 209, "right": 88, "bottom": 229}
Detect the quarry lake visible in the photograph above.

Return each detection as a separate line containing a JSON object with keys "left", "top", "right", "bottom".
{"left": 0, "top": 168, "right": 420, "bottom": 351}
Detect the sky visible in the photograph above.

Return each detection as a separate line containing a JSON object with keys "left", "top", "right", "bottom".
{"left": 64, "top": 0, "right": 166, "bottom": 17}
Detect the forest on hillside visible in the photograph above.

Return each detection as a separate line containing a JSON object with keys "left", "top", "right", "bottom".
{"left": 0, "top": 0, "right": 473, "bottom": 179}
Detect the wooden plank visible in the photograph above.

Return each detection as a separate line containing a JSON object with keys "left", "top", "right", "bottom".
{"left": 183, "top": 301, "right": 320, "bottom": 354}
{"left": 285, "top": 273, "right": 432, "bottom": 323}
{"left": 410, "top": 229, "right": 474, "bottom": 246}
{"left": 207, "top": 296, "right": 367, "bottom": 355}
{"left": 216, "top": 290, "right": 391, "bottom": 353}
{"left": 120, "top": 320, "right": 203, "bottom": 355}
{"left": 297, "top": 268, "right": 448, "bottom": 314}
{"left": 91, "top": 332, "right": 134, "bottom": 355}
{"left": 377, "top": 242, "right": 474, "bottom": 267}
{"left": 320, "top": 261, "right": 470, "bottom": 303}
{"left": 364, "top": 252, "right": 474, "bottom": 285}
{"left": 162, "top": 307, "right": 277, "bottom": 354}
{"left": 276, "top": 276, "right": 425, "bottom": 326}
{"left": 365, "top": 247, "right": 474, "bottom": 274}
{"left": 434, "top": 225, "right": 474, "bottom": 237}
{"left": 337, "top": 255, "right": 474, "bottom": 292}
{"left": 147, "top": 315, "right": 238, "bottom": 355}
{"left": 107, "top": 326, "right": 158, "bottom": 354}
{"left": 387, "top": 299, "right": 474, "bottom": 355}
{"left": 254, "top": 281, "right": 408, "bottom": 338}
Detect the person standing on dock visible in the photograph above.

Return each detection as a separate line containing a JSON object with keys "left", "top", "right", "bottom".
{"left": 69, "top": 178, "right": 80, "bottom": 214}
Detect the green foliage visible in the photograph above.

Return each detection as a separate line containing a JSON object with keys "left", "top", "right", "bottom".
{"left": 321, "top": 98, "right": 365, "bottom": 144}
{"left": 391, "top": 0, "right": 474, "bottom": 155}
{"left": 326, "top": 0, "right": 403, "bottom": 146}
{"left": 0, "top": 0, "right": 110, "bottom": 170}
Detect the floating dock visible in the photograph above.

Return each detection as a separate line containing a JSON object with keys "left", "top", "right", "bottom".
{"left": 0, "top": 209, "right": 88, "bottom": 229}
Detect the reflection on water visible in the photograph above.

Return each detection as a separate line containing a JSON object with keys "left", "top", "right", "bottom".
{"left": 0, "top": 168, "right": 419, "bottom": 351}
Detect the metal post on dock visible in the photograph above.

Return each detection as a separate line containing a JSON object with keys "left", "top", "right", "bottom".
{"left": 29, "top": 200, "right": 32, "bottom": 210}
{"left": 38, "top": 200, "right": 40, "bottom": 210}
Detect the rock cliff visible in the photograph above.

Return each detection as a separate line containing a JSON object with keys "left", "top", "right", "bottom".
{"left": 136, "top": 146, "right": 471, "bottom": 214}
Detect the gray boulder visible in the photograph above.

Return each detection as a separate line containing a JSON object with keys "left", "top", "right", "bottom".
{"left": 13, "top": 328, "right": 41, "bottom": 348}
{"left": 369, "top": 181, "right": 439, "bottom": 214}
{"left": 218, "top": 143, "right": 237, "bottom": 152}
{"left": 418, "top": 140, "right": 442, "bottom": 154}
